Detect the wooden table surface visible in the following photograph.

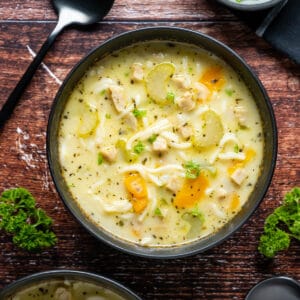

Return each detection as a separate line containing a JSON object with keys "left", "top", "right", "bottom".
{"left": 0, "top": 0, "right": 299, "bottom": 299}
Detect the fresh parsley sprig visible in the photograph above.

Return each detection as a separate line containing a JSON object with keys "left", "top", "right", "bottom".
{"left": 0, "top": 187, "right": 57, "bottom": 252}
{"left": 258, "top": 187, "right": 300, "bottom": 258}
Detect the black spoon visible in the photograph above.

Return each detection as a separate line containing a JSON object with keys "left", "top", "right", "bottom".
{"left": 0, "top": 0, "right": 115, "bottom": 128}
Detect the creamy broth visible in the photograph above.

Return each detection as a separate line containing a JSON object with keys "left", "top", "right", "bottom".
{"left": 6, "top": 279, "right": 125, "bottom": 300}
{"left": 58, "top": 41, "right": 264, "bottom": 247}
{"left": 228, "top": 0, "right": 272, "bottom": 4}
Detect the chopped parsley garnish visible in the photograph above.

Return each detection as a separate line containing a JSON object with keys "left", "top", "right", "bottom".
{"left": 234, "top": 144, "right": 239, "bottom": 153}
{"left": 133, "top": 108, "right": 147, "bottom": 119}
{"left": 147, "top": 134, "right": 158, "bottom": 144}
{"left": 133, "top": 141, "right": 145, "bottom": 154}
{"left": 258, "top": 187, "right": 300, "bottom": 258}
{"left": 160, "top": 198, "right": 168, "bottom": 205}
{"left": 0, "top": 187, "right": 57, "bottom": 252}
{"left": 105, "top": 113, "right": 111, "bottom": 119}
{"left": 166, "top": 92, "right": 175, "bottom": 102}
{"left": 154, "top": 207, "right": 163, "bottom": 217}
{"left": 97, "top": 153, "right": 104, "bottom": 165}
{"left": 225, "top": 89, "right": 235, "bottom": 96}
{"left": 184, "top": 161, "right": 201, "bottom": 179}
{"left": 190, "top": 206, "right": 205, "bottom": 222}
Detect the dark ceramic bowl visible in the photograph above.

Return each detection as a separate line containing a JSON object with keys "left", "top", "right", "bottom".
{"left": 47, "top": 27, "right": 277, "bottom": 259}
{"left": 0, "top": 270, "right": 141, "bottom": 299}
{"left": 246, "top": 276, "right": 300, "bottom": 300}
{"left": 216, "top": 0, "right": 284, "bottom": 11}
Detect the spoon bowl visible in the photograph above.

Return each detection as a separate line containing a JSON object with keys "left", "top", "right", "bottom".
{"left": 0, "top": 0, "right": 115, "bottom": 128}
{"left": 52, "top": 0, "right": 115, "bottom": 26}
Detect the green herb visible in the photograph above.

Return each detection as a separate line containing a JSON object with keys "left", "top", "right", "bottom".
{"left": 133, "top": 108, "right": 146, "bottom": 119}
{"left": 234, "top": 144, "right": 239, "bottom": 153}
{"left": 182, "top": 207, "right": 205, "bottom": 239}
{"left": 154, "top": 207, "right": 163, "bottom": 217}
{"left": 225, "top": 89, "right": 235, "bottom": 96}
{"left": 160, "top": 198, "right": 168, "bottom": 205}
{"left": 133, "top": 141, "right": 145, "bottom": 154}
{"left": 258, "top": 187, "right": 300, "bottom": 258}
{"left": 97, "top": 153, "right": 104, "bottom": 165}
{"left": 166, "top": 92, "right": 175, "bottom": 102}
{"left": 0, "top": 188, "right": 57, "bottom": 252}
{"left": 147, "top": 134, "right": 158, "bottom": 144}
{"left": 184, "top": 161, "right": 201, "bottom": 179}
{"left": 105, "top": 113, "right": 111, "bottom": 119}
{"left": 190, "top": 206, "right": 205, "bottom": 221}
{"left": 117, "top": 139, "right": 138, "bottom": 162}
{"left": 100, "top": 89, "right": 106, "bottom": 95}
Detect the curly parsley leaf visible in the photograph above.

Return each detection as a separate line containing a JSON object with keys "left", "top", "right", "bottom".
{"left": 258, "top": 187, "right": 300, "bottom": 258}
{"left": 154, "top": 207, "right": 163, "bottom": 217}
{"left": 184, "top": 161, "right": 201, "bottom": 179}
{"left": 133, "top": 141, "right": 145, "bottom": 154}
{"left": 147, "top": 134, "right": 158, "bottom": 144}
{"left": 133, "top": 108, "right": 147, "bottom": 119}
{"left": 0, "top": 187, "right": 57, "bottom": 252}
{"left": 166, "top": 92, "right": 175, "bottom": 103}
{"left": 97, "top": 152, "right": 104, "bottom": 165}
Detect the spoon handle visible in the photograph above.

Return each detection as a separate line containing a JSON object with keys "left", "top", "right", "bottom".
{"left": 0, "top": 21, "right": 65, "bottom": 129}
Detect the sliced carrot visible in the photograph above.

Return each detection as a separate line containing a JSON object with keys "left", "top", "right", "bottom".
{"left": 132, "top": 228, "right": 141, "bottom": 238}
{"left": 124, "top": 173, "right": 148, "bottom": 213}
{"left": 174, "top": 173, "right": 209, "bottom": 209}
{"left": 227, "top": 148, "right": 256, "bottom": 176}
{"left": 230, "top": 192, "right": 240, "bottom": 212}
{"left": 244, "top": 148, "right": 256, "bottom": 163}
{"left": 124, "top": 173, "right": 147, "bottom": 198}
{"left": 228, "top": 162, "right": 243, "bottom": 176}
{"left": 200, "top": 65, "right": 225, "bottom": 91}
{"left": 132, "top": 197, "right": 148, "bottom": 214}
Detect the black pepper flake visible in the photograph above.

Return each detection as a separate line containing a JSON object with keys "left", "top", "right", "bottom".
{"left": 167, "top": 42, "right": 175, "bottom": 48}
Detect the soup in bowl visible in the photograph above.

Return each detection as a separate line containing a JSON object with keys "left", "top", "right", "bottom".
{"left": 0, "top": 270, "right": 141, "bottom": 300}
{"left": 47, "top": 27, "right": 277, "bottom": 258}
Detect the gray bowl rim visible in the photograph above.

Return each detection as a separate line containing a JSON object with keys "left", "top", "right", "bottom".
{"left": 216, "top": 0, "right": 284, "bottom": 11}
{"left": 47, "top": 26, "right": 278, "bottom": 259}
{"left": 245, "top": 276, "right": 300, "bottom": 299}
{"left": 0, "top": 269, "right": 142, "bottom": 299}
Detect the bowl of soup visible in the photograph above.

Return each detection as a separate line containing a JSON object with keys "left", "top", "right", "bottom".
{"left": 47, "top": 27, "right": 277, "bottom": 258}
{"left": 0, "top": 270, "right": 141, "bottom": 300}
{"left": 216, "top": 0, "right": 284, "bottom": 11}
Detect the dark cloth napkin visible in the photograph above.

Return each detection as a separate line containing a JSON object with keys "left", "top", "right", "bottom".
{"left": 226, "top": 0, "right": 300, "bottom": 64}
{"left": 257, "top": 0, "right": 300, "bottom": 64}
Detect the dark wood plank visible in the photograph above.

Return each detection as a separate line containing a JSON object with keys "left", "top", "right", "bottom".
{"left": 0, "top": 0, "right": 236, "bottom": 21}
{"left": 0, "top": 11, "right": 299, "bottom": 300}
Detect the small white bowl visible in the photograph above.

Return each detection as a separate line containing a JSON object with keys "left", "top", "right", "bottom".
{"left": 216, "top": 0, "right": 284, "bottom": 11}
